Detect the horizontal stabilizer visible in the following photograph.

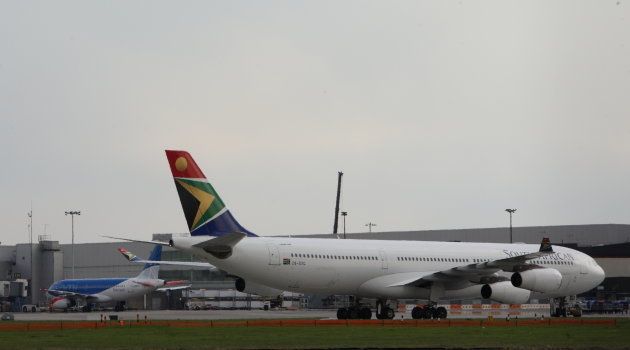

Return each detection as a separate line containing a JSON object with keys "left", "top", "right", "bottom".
{"left": 102, "top": 235, "right": 171, "bottom": 247}
{"left": 126, "top": 259, "right": 216, "bottom": 270}
{"left": 193, "top": 231, "right": 246, "bottom": 259}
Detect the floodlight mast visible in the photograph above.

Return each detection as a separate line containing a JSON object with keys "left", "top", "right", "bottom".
{"left": 65, "top": 210, "right": 81, "bottom": 278}
{"left": 505, "top": 208, "right": 517, "bottom": 243}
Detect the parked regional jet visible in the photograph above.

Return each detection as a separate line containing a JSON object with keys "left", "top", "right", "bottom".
{"left": 110, "top": 150, "right": 606, "bottom": 319}
{"left": 117, "top": 247, "right": 283, "bottom": 298}
{"left": 47, "top": 245, "right": 188, "bottom": 311}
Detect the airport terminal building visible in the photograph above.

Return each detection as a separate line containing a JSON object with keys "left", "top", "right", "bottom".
{"left": 1, "top": 224, "right": 629, "bottom": 310}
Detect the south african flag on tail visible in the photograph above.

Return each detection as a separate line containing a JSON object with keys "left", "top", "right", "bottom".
{"left": 165, "top": 150, "right": 257, "bottom": 237}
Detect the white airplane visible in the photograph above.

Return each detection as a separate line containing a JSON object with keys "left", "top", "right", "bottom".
{"left": 117, "top": 247, "right": 283, "bottom": 298}
{"left": 47, "top": 245, "right": 189, "bottom": 312}
{"left": 110, "top": 150, "right": 606, "bottom": 320}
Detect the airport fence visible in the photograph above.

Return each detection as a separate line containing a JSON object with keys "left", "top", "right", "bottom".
{"left": 0, "top": 318, "right": 617, "bottom": 332}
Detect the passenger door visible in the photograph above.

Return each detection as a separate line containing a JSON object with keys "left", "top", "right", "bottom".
{"left": 267, "top": 244, "right": 280, "bottom": 265}
{"left": 379, "top": 250, "right": 388, "bottom": 270}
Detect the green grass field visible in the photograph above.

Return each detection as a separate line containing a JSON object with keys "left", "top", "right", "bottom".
{"left": 0, "top": 319, "right": 628, "bottom": 349}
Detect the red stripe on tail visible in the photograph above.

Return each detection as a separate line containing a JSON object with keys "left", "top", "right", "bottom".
{"left": 165, "top": 150, "right": 206, "bottom": 179}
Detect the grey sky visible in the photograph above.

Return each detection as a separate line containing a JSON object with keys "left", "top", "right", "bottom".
{"left": 1, "top": 1, "right": 629, "bottom": 245}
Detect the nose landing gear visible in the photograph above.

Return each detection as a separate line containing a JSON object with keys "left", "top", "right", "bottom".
{"left": 550, "top": 296, "right": 582, "bottom": 317}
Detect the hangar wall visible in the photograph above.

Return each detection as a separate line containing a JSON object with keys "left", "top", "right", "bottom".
{"left": 304, "top": 224, "right": 630, "bottom": 245}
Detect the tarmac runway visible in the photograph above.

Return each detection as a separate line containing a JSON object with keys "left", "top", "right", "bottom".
{"left": 13, "top": 309, "right": 337, "bottom": 322}
{"left": 12, "top": 306, "right": 627, "bottom": 322}
{"left": 11, "top": 308, "right": 556, "bottom": 322}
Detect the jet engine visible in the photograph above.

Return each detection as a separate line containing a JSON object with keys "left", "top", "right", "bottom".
{"left": 50, "top": 297, "right": 74, "bottom": 310}
{"left": 481, "top": 281, "right": 531, "bottom": 304}
{"left": 511, "top": 268, "right": 562, "bottom": 293}
{"left": 235, "top": 278, "right": 282, "bottom": 298}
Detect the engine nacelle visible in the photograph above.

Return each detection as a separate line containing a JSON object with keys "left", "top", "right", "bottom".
{"left": 481, "top": 281, "right": 531, "bottom": 304}
{"left": 50, "top": 297, "right": 72, "bottom": 310}
{"left": 235, "top": 278, "right": 282, "bottom": 298}
{"left": 511, "top": 268, "right": 562, "bottom": 293}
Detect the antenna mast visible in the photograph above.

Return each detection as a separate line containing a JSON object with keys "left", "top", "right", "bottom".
{"left": 333, "top": 171, "right": 343, "bottom": 235}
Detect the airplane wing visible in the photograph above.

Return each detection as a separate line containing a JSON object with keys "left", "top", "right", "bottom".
{"left": 46, "top": 289, "right": 89, "bottom": 298}
{"left": 117, "top": 247, "right": 217, "bottom": 269}
{"left": 101, "top": 235, "right": 171, "bottom": 246}
{"left": 157, "top": 280, "right": 192, "bottom": 291}
{"left": 46, "top": 289, "right": 98, "bottom": 303}
{"left": 388, "top": 238, "right": 556, "bottom": 289}
{"left": 157, "top": 285, "right": 192, "bottom": 291}
{"left": 127, "top": 260, "right": 216, "bottom": 268}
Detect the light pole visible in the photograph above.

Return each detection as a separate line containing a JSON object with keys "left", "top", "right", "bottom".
{"left": 505, "top": 209, "right": 517, "bottom": 243}
{"left": 27, "top": 209, "right": 32, "bottom": 302}
{"left": 365, "top": 222, "right": 377, "bottom": 233}
{"left": 341, "top": 212, "right": 347, "bottom": 239}
{"left": 65, "top": 210, "right": 81, "bottom": 278}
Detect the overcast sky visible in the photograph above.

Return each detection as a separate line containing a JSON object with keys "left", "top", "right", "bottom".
{"left": 1, "top": 1, "right": 629, "bottom": 245}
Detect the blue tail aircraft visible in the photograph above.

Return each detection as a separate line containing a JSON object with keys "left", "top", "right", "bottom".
{"left": 47, "top": 245, "right": 189, "bottom": 311}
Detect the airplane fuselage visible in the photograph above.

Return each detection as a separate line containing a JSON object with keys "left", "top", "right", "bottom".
{"left": 48, "top": 278, "right": 163, "bottom": 307}
{"left": 173, "top": 236, "right": 605, "bottom": 301}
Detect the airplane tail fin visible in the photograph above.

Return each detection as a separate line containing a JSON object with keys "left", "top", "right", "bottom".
{"left": 539, "top": 237, "right": 553, "bottom": 253}
{"left": 136, "top": 245, "right": 162, "bottom": 279}
{"left": 118, "top": 247, "right": 140, "bottom": 262}
{"left": 165, "top": 150, "right": 256, "bottom": 237}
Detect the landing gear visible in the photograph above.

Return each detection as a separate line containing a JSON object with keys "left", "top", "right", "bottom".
{"left": 336, "top": 306, "right": 373, "bottom": 320}
{"left": 551, "top": 297, "right": 567, "bottom": 317}
{"left": 359, "top": 307, "right": 373, "bottom": 319}
{"left": 81, "top": 304, "right": 93, "bottom": 312}
{"left": 336, "top": 297, "right": 373, "bottom": 320}
{"left": 375, "top": 299, "right": 395, "bottom": 320}
{"left": 114, "top": 301, "right": 126, "bottom": 312}
{"left": 411, "top": 303, "right": 448, "bottom": 319}
{"left": 436, "top": 306, "right": 447, "bottom": 319}
{"left": 551, "top": 297, "right": 582, "bottom": 317}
